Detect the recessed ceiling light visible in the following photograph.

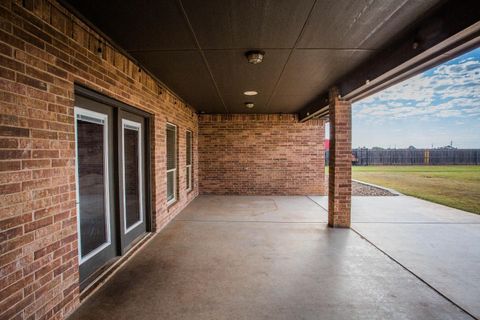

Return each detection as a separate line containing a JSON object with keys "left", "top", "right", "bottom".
{"left": 243, "top": 91, "right": 258, "bottom": 96}
{"left": 245, "top": 50, "right": 265, "bottom": 64}
{"left": 245, "top": 102, "right": 254, "bottom": 109}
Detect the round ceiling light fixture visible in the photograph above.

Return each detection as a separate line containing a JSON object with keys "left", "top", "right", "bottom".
{"left": 243, "top": 90, "right": 258, "bottom": 96}
{"left": 245, "top": 102, "right": 255, "bottom": 109}
{"left": 245, "top": 50, "right": 265, "bottom": 64}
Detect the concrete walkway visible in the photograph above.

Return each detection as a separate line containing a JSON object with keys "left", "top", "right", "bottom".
{"left": 68, "top": 195, "right": 475, "bottom": 320}
{"left": 310, "top": 195, "right": 480, "bottom": 319}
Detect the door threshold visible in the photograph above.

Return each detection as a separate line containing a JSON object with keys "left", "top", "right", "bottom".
{"left": 79, "top": 232, "right": 155, "bottom": 301}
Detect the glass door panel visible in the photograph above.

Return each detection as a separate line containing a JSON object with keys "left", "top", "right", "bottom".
{"left": 76, "top": 114, "right": 109, "bottom": 258}
{"left": 119, "top": 112, "right": 146, "bottom": 252}
{"left": 74, "top": 100, "right": 116, "bottom": 290}
{"left": 122, "top": 120, "right": 143, "bottom": 231}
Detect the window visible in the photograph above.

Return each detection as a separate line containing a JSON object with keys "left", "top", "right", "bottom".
{"left": 166, "top": 123, "right": 177, "bottom": 205}
{"left": 186, "top": 130, "right": 193, "bottom": 191}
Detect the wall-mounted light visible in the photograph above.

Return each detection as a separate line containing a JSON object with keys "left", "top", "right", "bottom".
{"left": 243, "top": 90, "right": 258, "bottom": 96}
{"left": 245, "top": 50, "right": 265, "bottom": 64}
{"left": 245, "top": 102, "right": 255, "bottom": 109}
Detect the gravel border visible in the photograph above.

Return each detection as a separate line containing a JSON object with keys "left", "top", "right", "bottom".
{"left": 352, "top": 180, "right": 398, "bottom": 196}
{"left": 325, "top": 177, "right": 398, "bottom": 196}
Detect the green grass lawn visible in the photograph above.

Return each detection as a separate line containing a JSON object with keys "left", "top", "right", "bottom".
{"left": 346, "top": 165, "right": 480, "bottom": 214}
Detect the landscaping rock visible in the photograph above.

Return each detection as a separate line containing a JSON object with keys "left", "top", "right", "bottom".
{"left": 325, "top": 177, "right": 397, "bottom": 196}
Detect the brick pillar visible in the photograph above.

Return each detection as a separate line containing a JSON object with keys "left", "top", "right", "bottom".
{"left": 328, "top": 87, "right": 352, "bottom": 228}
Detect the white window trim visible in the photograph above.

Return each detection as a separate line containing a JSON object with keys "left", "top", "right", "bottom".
{"left": 186, "top": 130, "right": 193, "bottom": 192}
{"left": 186, "top": 165, "right": 192, "bottom": 191}
{"left": 166, "top": 168, "right": 177, "bottom": 206}
{"left": 122, "top": 119, "right": 144, "bottom": 234}
{"left": 74, "top": 107, "right": 111, "bottom": 265}
{"left": 166, "top": 123, "right": 177, "bottom": 206}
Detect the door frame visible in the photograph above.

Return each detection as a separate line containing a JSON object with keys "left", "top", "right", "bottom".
{"left": 74, "top": 84, "right": 153, "bottom": 254}
{"left": 74, "top": 97, "right": 118, "bottom": 289}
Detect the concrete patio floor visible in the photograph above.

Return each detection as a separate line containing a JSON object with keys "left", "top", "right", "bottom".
{"left": 310, "top": 195, "right": 480, "bottom": 319}
{"left": 69, "top": 195, "right": 475, "bottom": 320}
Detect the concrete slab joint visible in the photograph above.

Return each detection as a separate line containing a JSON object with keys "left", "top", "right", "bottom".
{"left": 328, "top": 87, "right": 352, "bottom": 228}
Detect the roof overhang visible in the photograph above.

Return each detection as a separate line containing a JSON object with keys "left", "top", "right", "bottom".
{"left": 60, "top": 0, "right": 480, "bottom": 118}
{"left": 299, "top": 0, "right": 480, "bottom": 122}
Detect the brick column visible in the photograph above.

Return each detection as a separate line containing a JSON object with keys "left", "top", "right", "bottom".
{"left": 328, "top": 87, "right": 352, "bottom": 228}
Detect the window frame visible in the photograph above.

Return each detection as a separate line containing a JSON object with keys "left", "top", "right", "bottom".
{"left": 186, "top": 130, "right": 193, "bottom": 192}
{"left": 166, "top": 123, "right": 177, "bottom": 206}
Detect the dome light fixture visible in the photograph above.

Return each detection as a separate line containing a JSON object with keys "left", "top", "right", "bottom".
{"left": 245, "top": 102, "right": 255, "bottom": 109}
{"left": 245, "top": 50, "right": 265, "bottom": 64}
{"left": 243, "top": 90, "right": 258, "bottom": 96}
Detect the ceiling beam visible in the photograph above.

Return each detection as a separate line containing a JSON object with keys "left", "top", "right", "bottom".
{"left": 298, "top": 0, "right": 480, "bottom": 122}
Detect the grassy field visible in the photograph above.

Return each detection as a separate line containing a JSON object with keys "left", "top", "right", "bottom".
{"left": 350, "top": 166, "right": 480, "bottom": 214}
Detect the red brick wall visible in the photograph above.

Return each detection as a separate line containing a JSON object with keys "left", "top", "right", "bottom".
{"left": 198, "top": 114, "right": 325, "bottom": 195}
{"left": 328, "top": 88, "right": 352, "bottom": 228}
{"left": 0, "top": 1, "right": 198, "bottom": 319}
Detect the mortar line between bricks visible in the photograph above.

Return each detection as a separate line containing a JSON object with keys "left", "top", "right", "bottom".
{"left": 351, "top": 227, "right": 479, "bottom": 320}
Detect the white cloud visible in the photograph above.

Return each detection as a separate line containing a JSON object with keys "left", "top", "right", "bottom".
{"left": 353, "top": 50, "right": 480, "bottom": 121}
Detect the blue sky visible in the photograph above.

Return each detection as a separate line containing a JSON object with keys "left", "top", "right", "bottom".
{"left": 335, "top": 47, "right": 480, "bottom": 149}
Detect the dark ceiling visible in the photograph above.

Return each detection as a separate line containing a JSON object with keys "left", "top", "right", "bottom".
{"left": 63, "top": 0, "right": 446, "bottom": 114}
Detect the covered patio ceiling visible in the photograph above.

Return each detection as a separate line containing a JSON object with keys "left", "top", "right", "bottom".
{"left": 61, "top": 0, "right": 479, "bottom": 119}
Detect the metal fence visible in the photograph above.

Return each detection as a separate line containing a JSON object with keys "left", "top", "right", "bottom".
{"left": 325, "top": 148, "right": 480, "bottom": 165}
